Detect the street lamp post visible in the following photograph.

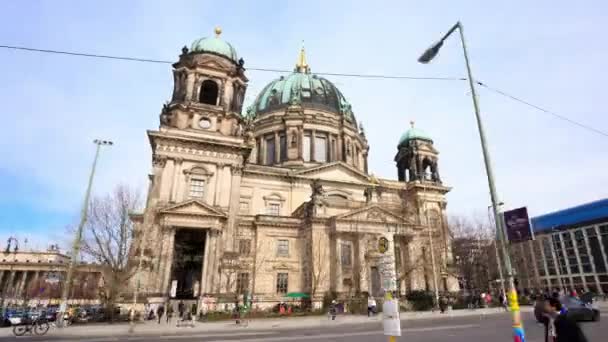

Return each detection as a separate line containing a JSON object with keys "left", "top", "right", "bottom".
{"left": 487, "top": 203, "right": 506, "bottom": 296}
{"left": 418, "top": 21, "right": 525, "bottom": 341}
{"left": 58, "top": 139, "right": 113, "bottom": 327}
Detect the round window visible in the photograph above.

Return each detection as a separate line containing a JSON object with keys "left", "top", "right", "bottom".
{"left": 199, "top": 118, "right": 211, "bottom": 129}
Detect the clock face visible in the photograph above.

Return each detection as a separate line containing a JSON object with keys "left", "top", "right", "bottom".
{"left": 199, "top": 118, "right": 211, "bottom": 129}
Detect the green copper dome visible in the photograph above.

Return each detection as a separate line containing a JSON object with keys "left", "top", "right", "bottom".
{"left": 248, "top": 47, "right": 355, "bottom": 123}
{"left": 190, "top": 27, "right": 238, "bottom": 63}
{"left": 398, "top": 123, "right": 433, "bottom": 146}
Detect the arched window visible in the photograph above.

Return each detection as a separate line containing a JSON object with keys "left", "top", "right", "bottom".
{"left": 199, "top": 80, "right": 219, "bottom": 105}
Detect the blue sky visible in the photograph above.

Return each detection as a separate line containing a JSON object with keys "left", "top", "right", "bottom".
{"left": 1, "top": 0, "right": 607, "bottom": 250}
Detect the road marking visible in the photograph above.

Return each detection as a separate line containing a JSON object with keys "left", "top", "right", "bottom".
{"left": 52, "top": 331, "right": 277, "bottom": 342}
{"left": 206, "top": 324, "right": 479, "bottom": 341}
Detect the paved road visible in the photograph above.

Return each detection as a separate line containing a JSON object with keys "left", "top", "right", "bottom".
{"left": 1, "top": 311, "right": 604, "bottom": 341}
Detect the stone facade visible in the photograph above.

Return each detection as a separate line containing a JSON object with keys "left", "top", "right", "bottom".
{"left": 128, "top": 30, "right": 459, "bottom": 309}
{"left": 0, "top": 246, "right": 104, "bottom": 306}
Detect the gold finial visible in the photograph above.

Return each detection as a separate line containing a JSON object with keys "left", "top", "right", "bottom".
{"left": 410, "top": 120, "right": 415, "bottom": 128}
{"left": 214, "top": 26, "right": 222, "bottom": 37}
{"left": 295, "top": 41, "right": 309, "bottom": 73}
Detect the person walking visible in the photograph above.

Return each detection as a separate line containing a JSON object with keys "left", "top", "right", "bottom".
{"left": 177, "top": 301, "right": 185, "bottom": 320}
{"left": 367, "top": 296, "right": 377, "bottom": 317}
{"left": 329, "top": 300, "right": 337, "bottom": 321}
{"left": 499, "top": 292, "right": 508, "bottom": 311}
{"left": 439, "top": 295, "right": 448, "bottom": 314}
{"left": 166, "top": 304, "right": 173, "bottom": 324}
{"left": 156, "top": 305, "right": 165, "bottom": 324}
{"left": 543, "top": 297, "right": 588, "bottom": 342}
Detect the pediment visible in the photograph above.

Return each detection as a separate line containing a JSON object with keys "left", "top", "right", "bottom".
{"left": 159, "top": 199, "right": 227, "bottom": 218}
{"left": 295, "top": 162, "right": 370, "bottom": 184}
{"left": 335, "top": 204, "right": 408, "bottom": 224}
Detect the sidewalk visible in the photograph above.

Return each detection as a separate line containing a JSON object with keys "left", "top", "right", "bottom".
{"left": 0, "top": 307, "right": 530, "bottom": 338}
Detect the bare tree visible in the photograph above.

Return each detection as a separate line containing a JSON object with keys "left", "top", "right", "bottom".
{"left": 79, "top": 185, "right": 140, "bottom": 319}
{"left": 448, "top": 215, "right": 499, "bottom": 293}
{"left": 309, "top": 233, "right": 331, "bottom": 301}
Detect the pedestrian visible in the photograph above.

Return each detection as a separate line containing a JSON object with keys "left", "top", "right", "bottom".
{"left": 439, "top": 295, "right": 448, "bottom": 314}
{"left": 156, "top": 304, "right": 165, "bottom": 324}
{"left": 367, "top": 295, "right": 377, "bottom": 317}
{"left": 178, "top": 301, "right": 185, "bottom": 320}
{"left": 329, "top": 300, "right": 337, "bottom": 321}
{"left": 499, "top": 292, "right": 508, "bottom": 311}
{"left": 543, "top": 297, "right": 588, "bottom": 342}
{"left": 166, "top": 304, "right": 173, "bottom": 324}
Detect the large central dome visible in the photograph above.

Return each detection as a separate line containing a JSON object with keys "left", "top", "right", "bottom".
{"left": 248, "top": 47, "right": 355, "bottom": 122}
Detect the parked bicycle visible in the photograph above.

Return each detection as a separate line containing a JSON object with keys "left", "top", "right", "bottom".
{"left": 12, "top": 316, "right": 50, "bottom": 336}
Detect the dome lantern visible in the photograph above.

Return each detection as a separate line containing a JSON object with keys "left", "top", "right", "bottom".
{"left": 190, "top": 27, "right": 238, "bottom": 63}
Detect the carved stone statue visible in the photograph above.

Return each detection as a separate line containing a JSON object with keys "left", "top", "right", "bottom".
{"left": 359, "top": 122, "right": 365, "bottom": 137}
{"left": 311, "top": 179, "right": 324, "bottom": 198}
{"left": 364, "top": 187, "right": 373, "bottom": 203}
{"left": 238, "top": 58, "right": 245, "bottom": 69}
{"left": 291, "top": 132, "right": 298, "bottom": 147}
{"left": 289, "top": 88, "right": 302, "bottom": 106}
{"left": 181, "top": 46, "right": 189, "bottom": 56}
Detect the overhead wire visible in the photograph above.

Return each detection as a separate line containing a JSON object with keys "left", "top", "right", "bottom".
{"left": 1, "top": 44, "right": 606, "bottom": 138}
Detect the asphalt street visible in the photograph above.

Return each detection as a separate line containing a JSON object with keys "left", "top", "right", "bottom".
{"left": 1, "top": 311, "right": 604, "bottom": 342}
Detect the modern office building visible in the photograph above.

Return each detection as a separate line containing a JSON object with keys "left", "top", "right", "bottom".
{"left": 511, "top": 198, "right": 608, "bottom": 294}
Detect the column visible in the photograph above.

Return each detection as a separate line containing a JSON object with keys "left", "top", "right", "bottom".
{"left": 170, "top": 158, "right": 182, "bottom": 202}
{"left": 214, "top": 163, "right": 224, "bottom": 206}
{"left": 160, "top": 158, "right": 175, "bottom": 201}
{"left": 559, "top": 233, "right": 572, "bottom": 288}
{"left": 17, "top": 271, "right": 28, "bottom": 298}
{"left": 185, "top": 72, "right": 195, "bottom": 102}
{"left": 161, "top": 228, "right": 176, "bottom": 297}
{"left": 311, "top": 130, "right": 316, "bottom": 162}
{"left": 200, "top": 230, "right": 211, "bottom": 295}
{"left": 0, "top": 271, "right": 4, "bottom": 290}
{"left": 356, "top": 235, "right": 368, "bottom": 293}
{"left": 274, "top": 132, "right": 280, "bottom": 164}
{"left": 205, "top": 231, "right": 219, "bottom": 293}
{"left": 224, "top": 165, "right": 242, "bottom": 251}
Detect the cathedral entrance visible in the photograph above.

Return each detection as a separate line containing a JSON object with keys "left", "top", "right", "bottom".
{"left": 171, "top": 228, "right": 206, "bottom": 299}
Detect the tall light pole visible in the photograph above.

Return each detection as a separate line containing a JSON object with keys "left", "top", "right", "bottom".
{"left": 488, "top": 203, "right": 506, "bottom": 296}
{"left": 418, "top": 22, "right": 525, "bottom": 341}
{"left": 58, "top": 139, "right": 113, "bottom": 327}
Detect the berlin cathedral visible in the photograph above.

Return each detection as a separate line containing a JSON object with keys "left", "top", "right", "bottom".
{"left": 128, "top": 28, "right": 458, "bottom": 310}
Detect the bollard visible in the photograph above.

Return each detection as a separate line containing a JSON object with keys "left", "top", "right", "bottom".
{"left": 382, "top": 292, "right": 401, "bottom": 341}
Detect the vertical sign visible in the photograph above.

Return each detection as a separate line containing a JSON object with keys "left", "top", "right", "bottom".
{"left": 170, "top": 280, "right": 177, "bottom": 298}
{"left": 503, "top": 207, "right": 533, "bottom": 243}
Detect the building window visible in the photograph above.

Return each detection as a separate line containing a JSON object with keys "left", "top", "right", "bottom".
{"left": 199, "top": 80, "right": 218, "bottom": 105}
{"left": 341, "top": 243, "right": 352, "bottom": 266}
{"left": 189, "top": 179, "right": 205, "bottom": 198}
{"left": 236, "top": 272, "right": 250, "bottom": 294}
{"left": 277, "top": 239, "right": 289, "bottom": 257}
{"left": 265, "top": 136, "right": 276, "bottom": 165}
{"left": 280, "top": 134, "right": 287, "bottom": 162}
{"left": 276, "top": 273, "right": 288, "bottom": 294}
{"left": 314, "top": 135, "right": 327, "bottom": 162}
{"left": 266, "top": 203, "right": 281, "bottom": 216}
{"left": 302, "top": 134, "right": 311, "bottom": 162}
{"left": 238, "top": 240, "right": 251, "bottom": 256}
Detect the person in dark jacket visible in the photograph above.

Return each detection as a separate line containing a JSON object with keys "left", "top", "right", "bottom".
{"left": 543, "top": 297, "right": 588, "bottom": 342}
{"left": 156, "top": 305, "right": 165, "bottom": 324}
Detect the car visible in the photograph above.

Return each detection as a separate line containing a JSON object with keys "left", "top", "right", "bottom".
{"left": 534, "top": 296, "right": 600, "bottom": 322}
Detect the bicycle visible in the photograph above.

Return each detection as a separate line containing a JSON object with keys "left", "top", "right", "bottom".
{"left": 13, "top": 317, "right": 50, "bottom": 336}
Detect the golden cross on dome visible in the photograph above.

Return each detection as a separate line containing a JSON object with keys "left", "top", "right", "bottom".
{"left": 295, "top": 41, "right": 310, "bottom": 73}
{"left": 214, "top": 26, "right": 222, "bottom": 37}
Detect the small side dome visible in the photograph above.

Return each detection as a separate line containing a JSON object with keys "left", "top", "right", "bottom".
{"left": 398, "top": 121, "right": 433, "bottom": 146}
{"left": 190, "top": 27, "right": 238, "bottom": 63}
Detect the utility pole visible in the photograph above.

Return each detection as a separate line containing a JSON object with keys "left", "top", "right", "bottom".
{"left": 488, "top": 204, "right": 506, "bottom": 296}
{"left": 418, "top": 21, "right": 526, "bottom": 341}
{"left": 58, "top": 139, "right": 112, "bottom": 327}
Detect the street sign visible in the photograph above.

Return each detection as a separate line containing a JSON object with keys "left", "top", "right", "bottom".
{"left": 378, "top": 237, "right": 389, "bottom": 254}
{"left": 503, "top": 207, "right": 533, "bottom": 243}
